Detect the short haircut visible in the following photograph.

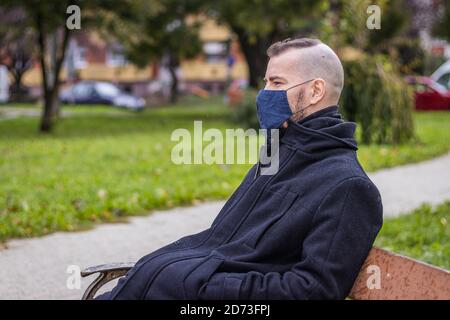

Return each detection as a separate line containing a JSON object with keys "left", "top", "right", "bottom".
{"left": 267, "top": 38, "right": 322, "bottom": 57}
{"left": 266, "top": 37, "right": 344, "bottom": 103}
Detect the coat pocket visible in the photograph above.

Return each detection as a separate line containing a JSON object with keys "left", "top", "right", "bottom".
{"left": 183, "top": 255, "right": 225, "bottom": 299}
{"left": 243, "top": 190, "right": 299, "bottom": 249}
{"left": 197, "top": 273, "right": 244, "bottom": 300}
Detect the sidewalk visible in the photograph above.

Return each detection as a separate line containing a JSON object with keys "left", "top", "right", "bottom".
{"left": 1, "top": 153, "right": 449, "bottom": 299}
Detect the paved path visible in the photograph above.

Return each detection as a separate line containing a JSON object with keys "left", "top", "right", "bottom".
{"left": 370, "top": 153, "right": 450, "bottom": 217}
{"left": 1, "top": 153, "right": 449, "bottom": 299}
{"left": 0, "top": 108, "right": 42, "bottom": 120}
{"left": 0, "top": 107, "right": 126, "bottom": 121}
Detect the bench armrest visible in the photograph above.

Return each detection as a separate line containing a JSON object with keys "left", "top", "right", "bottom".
{"left": 349, "top": 247, "right": 450, "bottom": 300}
{"left": 81, "top": 262, "right": 135, "bottom": 300}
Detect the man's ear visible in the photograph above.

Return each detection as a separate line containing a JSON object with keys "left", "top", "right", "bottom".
{"left": 310, "top": 78, "right": 326, "bottom": 104}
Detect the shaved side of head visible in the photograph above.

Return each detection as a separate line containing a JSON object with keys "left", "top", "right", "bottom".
{"left": 293, "top": 43, "right": 344, "bottom": 104}
{"left": 267, "top": 38, "right": 344, "bottom": 105}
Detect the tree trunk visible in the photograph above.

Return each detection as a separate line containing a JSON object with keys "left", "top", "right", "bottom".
{"left": 35, "top": 12, "right": 70, "bottom": 133}
{"left": 167, "top": 54, "right": 179, "bottom": 104}
{"left": 13, "top": 72, "right": 23, "bottom": 94}
{"left": 4, "top": 51, "right": 33, "bottom": 102}
{"left": 168, "top": 66, "right": 178, "bottom": 104}
{"left": 39, "top": 84, "right": 62, "bottom": 132}
{"left": 238, "top": 40, "right": 267, "bottom": 89}
{"left": 39, "top": 96, "right": 55, "bottom": 132}
{"left": 231, "top": 25, "right": 280, "bottom": 89}
{"left": 10, "top": 71, "right": 26, "bottom": 101}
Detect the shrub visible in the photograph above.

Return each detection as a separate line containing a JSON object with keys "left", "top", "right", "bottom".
{"left": 340, "top": 54, "right": 415, "bottom": 144}
{"left": 230, "top": 89, "right": 259, "bottom": 130}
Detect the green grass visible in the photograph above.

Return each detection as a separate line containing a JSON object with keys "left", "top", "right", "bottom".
{"left": 375, "top": 201, "right": 450, "bottom": 269}
{"left": 1, "top": 99, "right": 450, "bottom": 242}
{"left": 356, "top": 111, "right": 450, "bottom": 171}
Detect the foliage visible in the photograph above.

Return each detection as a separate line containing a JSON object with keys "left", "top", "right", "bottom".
{"left": 384, "top": 37, "right": 426, "bottom": 75}
{"left": 123, "top": 0, "right": 202, "bottom": 65}
{"left": 207, "top": 0, "right": 326, "bottom": 37}
{"left": 432, "top": 0, "right": 450, "bottom": 41}
{"left": 122, "top": 0, "right": 204, "bottom": 103}
{"left": 376, "top": 201, "right": 450, "bottom": 269}
{"left": 320, "top": 0, "right": 407, "bottom": 49}
{"left": 320, "top": 0, "right": 425, "bottom": 75}
{"left": 230, "top": 89, "right": 259, "bottom": 130}
{"left": 366, "top": 0, "right": 408, "bottom": 50}
{"left": 205, "top": 0, "right": 328, "bottom": 88}
{"left": 340, "top": 54, "right": 415, "bottom": 144}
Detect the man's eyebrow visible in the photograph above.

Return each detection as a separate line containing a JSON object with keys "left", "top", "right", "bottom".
{"left": 263, "top": 75, "right": 287, "bottom": 82}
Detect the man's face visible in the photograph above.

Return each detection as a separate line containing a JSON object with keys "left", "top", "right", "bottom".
{"left": 263, "top": 49, "right": 310, "bottom": 116}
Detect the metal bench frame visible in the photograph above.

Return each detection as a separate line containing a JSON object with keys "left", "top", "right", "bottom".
{"left": 81, "top": 247, "right": 450, "bottom": 300}
{"left": 81, "top": 262, "right": 135, "bottom": 300}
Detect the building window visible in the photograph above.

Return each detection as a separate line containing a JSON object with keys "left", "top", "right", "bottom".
{"left": 66, "top": 40, "right": 87, "bottom": 70}
{"left": 107, "top": 45, "right": 127, "bottom": 67}
{"left": 74, "top": 46, "right": 87, "bottom": 69}
{"left": 203, "top": 41, "right": 228, "bottom": 63}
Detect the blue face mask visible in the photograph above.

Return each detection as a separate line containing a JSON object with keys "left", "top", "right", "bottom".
{"left": 256, "top": 79, "right": 315, "bottom": 129}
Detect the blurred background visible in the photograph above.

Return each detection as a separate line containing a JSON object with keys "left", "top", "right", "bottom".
{"left": 0, "top": 0, "right": 449, "bottom": 299}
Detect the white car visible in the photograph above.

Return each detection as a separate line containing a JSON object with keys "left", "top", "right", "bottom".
{"left": 0, "top": 66, "right": 9, "bottom": 103}
{"left": 60, "top": 81, "right": 145, "bottom": 111}
{"left": 431, "top": 60, "right": 450, "bottom": 90}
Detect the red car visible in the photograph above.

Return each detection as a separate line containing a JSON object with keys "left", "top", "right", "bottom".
{"left": 405, "top": 76, "right": 450, "bottom": 110}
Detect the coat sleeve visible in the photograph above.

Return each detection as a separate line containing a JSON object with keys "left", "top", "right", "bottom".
{"left": 198, "top": 177, "right": 383, "bottom": 300}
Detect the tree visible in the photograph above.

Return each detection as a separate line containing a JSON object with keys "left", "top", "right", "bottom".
{"left": 205, "top": 0, "right": 327, "bottom": 88}
{"left": 0, "top": 0, "right": 150, "bottom": 132}
{"left": 433, "top": 0, "right": 450, "bottom": 41}
{"left": 0, "top": 8, "right": 34, "bottom": 101}
{"left": 325, "top": 0, "right": 415, "bottom": 144}
{"left": 122, "top": 0, "right": 203, "bottom": 103}
{"left": 0, "top": 1, "right": 81, "bottom": 131}
{"left": 318, "top": 0, "right": 409, "bottom": 51}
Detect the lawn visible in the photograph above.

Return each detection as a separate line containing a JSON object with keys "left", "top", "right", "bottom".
{"left": 375, "top": 201, "right": 450, "bottom": 269}
{"left": 357, "top": 110, "right": 450, "bottom": 171}
{"left": 1, "top": 99, "right": 450, "bottom": 244}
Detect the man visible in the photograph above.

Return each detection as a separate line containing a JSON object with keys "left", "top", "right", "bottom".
{"left": 97, "top": 38, "right": 383, "bottom": 300}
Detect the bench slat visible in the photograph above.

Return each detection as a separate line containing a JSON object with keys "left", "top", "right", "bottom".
{"left": 349, "top": 247, "right": 450, "bottom": 300}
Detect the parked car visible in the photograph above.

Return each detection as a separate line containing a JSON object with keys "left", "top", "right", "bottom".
{"left": 60, "top": 81, "right": 145, "bottom": 110}
{"left": 0, "top": 66, "right": 9, "bottom": 103}
{"left": 405, "top": 76, "right": 450, "bottom": 110}
{"left": 431, "top": 60, "right": 450, "bottom": 90}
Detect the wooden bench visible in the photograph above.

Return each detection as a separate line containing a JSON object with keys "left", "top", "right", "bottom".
{"left": 81, "top": 247, "right": 450, "bottom": 300}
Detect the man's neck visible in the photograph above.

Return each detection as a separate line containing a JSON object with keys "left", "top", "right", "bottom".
{"left": 293, "top": 104, "right": 338, "bottom": 123}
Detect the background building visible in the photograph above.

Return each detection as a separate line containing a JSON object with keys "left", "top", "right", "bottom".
{"left": 22, "top": 18, "right": 249, "bottom": 101}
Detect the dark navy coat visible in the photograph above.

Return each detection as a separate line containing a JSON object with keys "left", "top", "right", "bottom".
{"left": 96, "top": 105, "right": 383, "bottom": 300}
